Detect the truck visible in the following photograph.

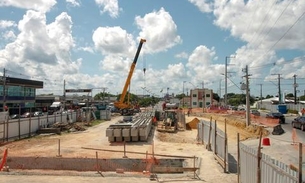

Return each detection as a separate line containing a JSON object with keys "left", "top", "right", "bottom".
{"left": 162, "top": 102, "right": 179, "bottom": 110}
{"left": 114, "top": 38, "right": 146, "bottom": 115}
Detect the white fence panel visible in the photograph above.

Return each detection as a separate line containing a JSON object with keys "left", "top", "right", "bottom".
{"left": 239, "top": 143, "right": 299, "bottom": 183}
{"left": 0, "top": 112, "right": 78, "bottom": 142}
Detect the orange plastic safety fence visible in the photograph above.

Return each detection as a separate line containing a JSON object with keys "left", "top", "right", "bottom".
{"left": 250, "top": 115, "right": 279, "bottom": 127}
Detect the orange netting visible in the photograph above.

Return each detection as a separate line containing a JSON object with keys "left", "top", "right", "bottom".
{"left": 250, "top": 115, "right": 279, "bottom": 127}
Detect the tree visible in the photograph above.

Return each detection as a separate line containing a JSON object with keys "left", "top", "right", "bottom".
{"left": 265, "top": 95, "right": 273, "bottom": 99}
{"left": 286, "top": 93, "right": 294, "bottom": 97}
{"left": 175, "top": 93, "right": 185, "bottom": 100}
{"left": 94, "top": 92, "right": 115, "bottom": 100}
{"left": 300, "top": 95, "right": 305, "bottom": 101}
{"left": 227, "top": 93, "right": 255, "bottom": 106}
{"left": 213, "top": 93, "right": 220, "bottom": 102}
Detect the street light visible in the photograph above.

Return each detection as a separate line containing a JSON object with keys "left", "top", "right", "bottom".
{"left": 183, "top": 81, "right": 186, "bottom": 107}
{"left": 189, "top": 82, "right": 196, "bottom": 89}
{"left": 225, "top": 55, "right": 235, "bottom": 106}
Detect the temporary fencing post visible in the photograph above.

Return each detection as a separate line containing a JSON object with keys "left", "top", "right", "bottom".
{"left": 57, "top": 139, "right": 62, "bottom": 157}
{"left": 237, "top": 133, "right": 240, "bottom": 183}
{"left": 123, "top": 140, "right": 127, "bottom": 158}
{"left": 193, "top": 156, "right": 196, "bottom": 179}
{"left": 299, "top": 143, "right": 302, "bottom": 183}
{"left": 96, "top": 151, "right": 100, "bottom": 173}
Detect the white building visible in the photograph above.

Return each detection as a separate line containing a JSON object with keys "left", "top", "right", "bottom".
{"left": 189, "top": 88, "right": 213, "bottom": 108}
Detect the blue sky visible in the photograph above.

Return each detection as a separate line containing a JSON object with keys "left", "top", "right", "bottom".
{"left": 0, "top": 0, "right": 305, "bottom": 100}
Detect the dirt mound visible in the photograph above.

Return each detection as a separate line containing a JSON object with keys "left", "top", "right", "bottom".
{"left": 245, "top": 125, "right": 269, "bottom": 136}
{"left": 186, "top": 117, "right": 200, "bottom": 130}
{"left": 195, "top": 113, "right": 269, "bottom": 139}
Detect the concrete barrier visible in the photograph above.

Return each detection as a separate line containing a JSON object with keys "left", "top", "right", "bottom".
{"left": 6, "top": 156, "right": 184, "bottom": 173}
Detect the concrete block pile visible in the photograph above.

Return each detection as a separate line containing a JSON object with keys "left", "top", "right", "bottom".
{"left": 106, "top": 112, "right": 153, "bottom": 142}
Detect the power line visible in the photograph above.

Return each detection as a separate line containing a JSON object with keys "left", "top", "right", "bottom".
{"left": 254, "top": 0, "right": 294, "bottom": 49}
{"left": 254, "top": 6, "right": 305, "bottom": 64}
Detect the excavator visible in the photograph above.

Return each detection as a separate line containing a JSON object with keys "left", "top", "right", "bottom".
{"left": 114, "top": 38, "right": 146, "bottom": 115}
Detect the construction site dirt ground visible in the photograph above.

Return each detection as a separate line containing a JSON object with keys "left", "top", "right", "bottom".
{"left": 0, "top": 113, "right": 267, "bottom": 183}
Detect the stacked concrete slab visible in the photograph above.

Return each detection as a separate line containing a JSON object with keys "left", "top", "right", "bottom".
{"left": 106, "top": 111, "right": 154, "bottom": 143}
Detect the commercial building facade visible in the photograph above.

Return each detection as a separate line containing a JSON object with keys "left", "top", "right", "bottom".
{"left": 0, "top": 76, "right": 43, "bottom": 114}
{"left": 190, "top": 88, "right": 213, "bottom": 108}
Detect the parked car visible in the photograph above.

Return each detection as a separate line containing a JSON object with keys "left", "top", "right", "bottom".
{"left": 33, "top": 111, "right": 44, "bottom": 117}
{"left": 266, "top": 112, "right": 285, "bottom": 124}
{"left": 250, "top": 110, "right": 260, "bottom": 116}
{"left": 10, "top": 114, "right": 20, "bottom": 119}
{"left": 21, "top": 112, "right": 34, "bottom": 118}
{"left": 291, "top": 116, "right": 305, "bottom": 131}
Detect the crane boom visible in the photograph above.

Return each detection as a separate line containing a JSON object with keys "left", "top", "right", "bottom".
{"left": 114, "top": 38, "right": 146, "bottom": 114}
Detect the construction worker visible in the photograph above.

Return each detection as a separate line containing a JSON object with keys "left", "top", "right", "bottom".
{"left": 301, "top": 108, "right": 305, "bottom": 116}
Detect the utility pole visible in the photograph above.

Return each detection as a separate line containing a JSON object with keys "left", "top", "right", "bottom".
{"left": 63, "top": 80, "right": 66, "bottom": 110}
{"left": 225, "top": 57, "right": 228, "bottom": 106}
{"left": 183, "top": 81, "right": 186, "bottom": 108}
{"left": 219, "top": 79, "right": 222, "bottom": 101}
{"left": 293, "top": 74, "right": 298, "bottom": 105}
{"left": 278, "top": 74, "right": 281, "bottom": 103}
{"left": 242, "top": 65, "right": 251, "bottom": 126}
{"left": 225, "top": 56, "right": 235, "bottom": 106}
{"left": 271, "top": 74, "right": 282, "bottom": 103}
{"left": 257, "top": 84, "right": 263, "bottom": 109}
{"left": 2, "top": 68, "right": 6, "bottom": 111}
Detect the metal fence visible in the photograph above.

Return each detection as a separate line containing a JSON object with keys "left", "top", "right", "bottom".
{"left": 197, "top": 119, "right": 228, "bottom": 172}
{"left": 239, "top": 143, "right": 300, "bottom": 183}
{"left": 258, "top": 103, "right": 305, "bottom": 113}
{"left": 0, "top": 111, "right": 77, "bottom": 142}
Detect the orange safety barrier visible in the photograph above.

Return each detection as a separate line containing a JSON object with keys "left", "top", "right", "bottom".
{"left": 0, "top": 148, "right": 8, "bottom": 171}
{"left": 250, "top": 115, "right": 279, "bottom": 127}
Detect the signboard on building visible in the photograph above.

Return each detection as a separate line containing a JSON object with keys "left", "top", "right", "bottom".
{"left": 65, "top": 89, "right": 92, "bottom": 93}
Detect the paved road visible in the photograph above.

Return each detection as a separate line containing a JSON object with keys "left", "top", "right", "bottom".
{"left": 243, "top": 111, "right": 305, "bottom": 175}
{"left": 260, "top": 111, "right": 305, "bottom": 143}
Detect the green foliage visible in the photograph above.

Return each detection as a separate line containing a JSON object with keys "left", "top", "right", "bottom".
{"left": 227, "top": 93, "right": 255, "bottom": 106}
{"left": 175, "top": 93, "right": 185, "bottom": 100}
{"left": 116, "top": 92, "right": 140, "bottom": 104}
{"left": 94, "top": 92, "right": 116, "bottom": 100}
{"left": 300, "top": 95, "right": 305, "bottom": 100}
{"left": 265, "top": 95, "right": 274, "bottom": 99}
{"left": 286, "top": 93, "right": 294, "bottom": 97}
{"left": 91, "top": 120, "right": 104, "bottom": 126}
{"left": 287, "top": 109, "right": 299, "bottom": 114}
{"left": 139, "top": 97, "right": 156, "bottom": 107}
{"left": 213, "top": 93, "right": 220, "bottom": 102}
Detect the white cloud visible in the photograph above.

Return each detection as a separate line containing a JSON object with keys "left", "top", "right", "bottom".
{"left": 78, "top": 46, "right": 94, "bottom": 53}
{"left": 175, "top": 52, "right": 188, "bottom": 59}
{"left": 188, "top": 0, "right": 213, "bottom": 13}
{"left": 92, "top": 26, "right": 135, "bottom": 57}
{"left": 213, "top": 0, "right": 305, "bottom": 51}
{"left": 0, "top": 20, "right": 16, "bottom": 29}
{"left": 187, "top": 0, "right": 305, "bottom": 94}
{"left": 135, "top": 7, "right": 182, "bottom": 53}
{"left": 99, "top": 55, "right": 130, "bottom": 73}
{"left": 0, "top": 0, "right": 56, "bottom": 12}
{"left": 2, "top": 30, "right": 16, "bottom": 40}
{"left": 95, "top": 0, "right": 120, "bottom": 18}
{"left": 186, "top": 45, "right": 224, "bottom": 85}
{"left": 66, "top": 0, "right": 80, "bottom": 7}
{"left": 0, "top": 10, "right": 76, "bottom": 82}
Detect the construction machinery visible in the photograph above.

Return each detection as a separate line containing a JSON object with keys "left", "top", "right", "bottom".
{"left": 114, "top": 38, "right": 146, "bottom": 115}
{"left": 157, "top": 109, "right": 178, "bottom": 132}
